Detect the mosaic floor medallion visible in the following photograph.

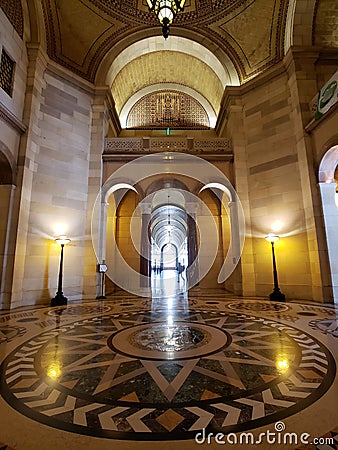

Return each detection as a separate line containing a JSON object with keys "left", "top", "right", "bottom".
{"left": 108, "top": 321, "right": 230, "bottom": 360}
{"left": 0, "top": 305, "right": 335, "bottom": 440}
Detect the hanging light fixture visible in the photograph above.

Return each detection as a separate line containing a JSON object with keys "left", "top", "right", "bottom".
{"left": 146, "top": 0, "right": 186, "bottom": 39}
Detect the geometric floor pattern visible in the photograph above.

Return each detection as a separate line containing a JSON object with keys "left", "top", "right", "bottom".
{"left": 0, "top": 296, "right": 338, "bottom": 448}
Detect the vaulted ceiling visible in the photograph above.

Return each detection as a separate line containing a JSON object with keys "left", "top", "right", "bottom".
{"left": 38, "top": 0, "right": 291, "bottom": 127}
{"left": 41, "top": 0, "right": 289, "bottom": 83}
{"left": 2, "top": 0, "right": 337, "bottom": 129}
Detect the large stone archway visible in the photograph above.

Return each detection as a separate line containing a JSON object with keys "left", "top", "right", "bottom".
{"left": 318, "top": 145, "right": 338, "bottom": 304}
{"left": 0, "top": 146, "right": 15, "bottom": 309}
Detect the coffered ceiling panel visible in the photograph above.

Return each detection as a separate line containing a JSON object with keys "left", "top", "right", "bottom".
{"left": 215, "top": 0, "right": 277, "bottom": 70}
{"left": 55, "top": 0, "right": 112, "bottom": 65}
{"left": 42, "top": 0, "right": 130, "bottom": 79}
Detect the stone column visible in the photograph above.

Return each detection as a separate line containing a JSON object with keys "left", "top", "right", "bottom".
{"left": 83, "top": 88, "right": 110, "bottom": 299}
{"left": 10, "top": 45, "right": 48, "bottom": 308}
{"left": 285, "top": 48, "right": 329, "bottom": 301}
{"left": 220, "top": 93, "right": 255, "bottom": 296}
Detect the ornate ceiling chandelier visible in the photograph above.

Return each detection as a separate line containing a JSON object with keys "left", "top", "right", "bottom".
{"left": 146, "top": 0, "right": 186, "bottom": 39}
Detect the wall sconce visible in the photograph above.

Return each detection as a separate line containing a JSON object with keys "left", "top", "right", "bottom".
{"left": 51, "top": 236, "right": 71, "bottom": 307}
{"left": 265, "top": 233, "right": 285, "bottom": 302}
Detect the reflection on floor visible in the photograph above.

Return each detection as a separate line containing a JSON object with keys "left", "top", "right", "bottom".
{"left": 0, "top": 296, "right": 338, "bottom": 449}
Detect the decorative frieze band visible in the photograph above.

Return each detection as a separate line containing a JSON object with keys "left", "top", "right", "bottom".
{"left": 105, "top": 138, "right": 143, "bottom": 152}
{"left": 104, "top": 137, "right": 232, "bottom": 156}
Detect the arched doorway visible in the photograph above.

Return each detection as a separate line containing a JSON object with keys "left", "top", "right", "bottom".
{"left": 318, "top": 145, "right": 338, "bottom": 304}
{"left": 0, "top": 149, "right": 15, "bottom": 309}
{"left": 160, "top": 243, "right": 178, "bottom": 269}
{"left": 104, "top": 185, "right": 140, "bottom": 295}
{"left": 94, "top": 152, "right": 244, "bottom": 298}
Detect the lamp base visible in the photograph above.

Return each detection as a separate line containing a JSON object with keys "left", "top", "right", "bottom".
{"left": 269, "top": 289, "right": 286, "bottom": 302}
{"left": 51, "top": 292, "right": 68, "bottom": 307}
{"left": 96, "top": 295, "right": 106, "bottom": 300}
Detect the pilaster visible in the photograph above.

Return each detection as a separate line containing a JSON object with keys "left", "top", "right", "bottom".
{"left": 82, "top": 87, "right": 110, "bottom": 299}
{"left": 284, "top": 48, "right": 329, "bottom": 301}
{"left": 10, "top": 45, "right": 48, "bottom": 308}
{"left": 224, "top": 97, "right": 256, "bottom": 296}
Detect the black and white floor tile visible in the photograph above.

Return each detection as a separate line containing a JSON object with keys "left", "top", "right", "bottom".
{"left": 0, "top": 296, "right": 338, "bottom": 449}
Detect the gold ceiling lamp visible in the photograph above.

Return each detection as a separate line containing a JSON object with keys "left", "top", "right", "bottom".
{"left": 146, "top": 0, "right": 186, "bottom": 39}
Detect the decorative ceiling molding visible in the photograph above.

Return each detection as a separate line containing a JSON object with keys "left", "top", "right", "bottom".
{"left": 40, "top": 0, "right": 289, "bottom": 84}
{"left": 106, "top": 36, "right": 239, "bottom": 88}
{"left": 0, "top": 0, "right": 24, "bottom": 38}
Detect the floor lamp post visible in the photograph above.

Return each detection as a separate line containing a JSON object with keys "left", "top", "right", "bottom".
{"left": 265, "top": 233, "right": 285, "bottom": 302}
{"left": 51, "top": 236, "right": 71, "bottom": 307}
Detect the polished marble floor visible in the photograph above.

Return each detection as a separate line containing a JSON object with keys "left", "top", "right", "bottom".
{"left": 0, "top": 295, "right": 338, "bottom": 449}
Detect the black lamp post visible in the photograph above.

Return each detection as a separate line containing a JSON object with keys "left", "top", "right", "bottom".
{"left": 265, "top": 233, "right": 285, "bottom": 302}
{"left": 51, "top": 236, "right": 71, "bottom": 307}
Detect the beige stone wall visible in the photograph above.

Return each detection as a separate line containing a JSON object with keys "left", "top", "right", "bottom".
{"left": 241, "top": 72, "right": 312, "bottom": 300}
{"left": 218, "top": 49, "right": 338, "bottom": 302}
{"left": 11, "top": 69, "right": 93, "bottom": 307}
{"left": 221, "top": 51, "right": 334, "bottom": 302}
